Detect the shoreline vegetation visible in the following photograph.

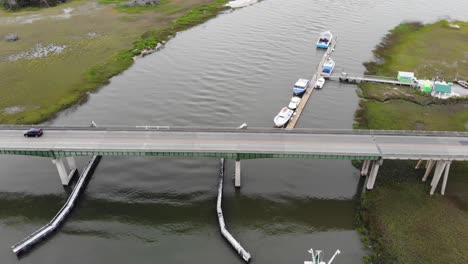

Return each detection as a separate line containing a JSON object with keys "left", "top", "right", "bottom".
{"left": 0, "top": 0, "right": 230, "bottom": 124}
{"left": 355, "top": 20, "right": 468, "bottom": 263}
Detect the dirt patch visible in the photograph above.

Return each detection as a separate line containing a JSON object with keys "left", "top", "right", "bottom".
{"left": 5, "top": 43, "right": 66, "bottom": 61}
{"left": 3, "top": 106, "right": 25, "bottom": 114}
{"left": 414, "top": 121, "right": 425, "bottom": 130}
{"left": 445, "top": 194, "right": 468, "bottom": 211}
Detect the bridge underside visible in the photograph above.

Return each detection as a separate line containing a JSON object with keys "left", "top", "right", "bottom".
{"left": 0, "top": 150, "right": 380, "bottom": 161}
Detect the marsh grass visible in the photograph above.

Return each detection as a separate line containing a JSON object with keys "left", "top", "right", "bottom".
{"left": 360, "top": 161, "right": 468, "bottom": 264}
{"left": 0, "top": 0, "right": 228, "bottom": 124}
{"left": 364, "top": 20, "right": 468, "bottom": 80}
{"left": 356, "top": 20, "right": 468, "bottom": 263}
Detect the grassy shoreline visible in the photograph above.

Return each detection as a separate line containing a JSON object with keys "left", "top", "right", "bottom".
{"left": 355, "top": 20, "right": 468, "bottom": 263}
{"left": 0, "top": 0, "right": 229, "bottom": 124}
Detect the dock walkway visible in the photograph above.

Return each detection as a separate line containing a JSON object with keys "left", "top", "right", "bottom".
{"left": 328, "top": 74, "right": 415, "bottom": 86}
{"left": 286, "top": 38, "right": 337, "bottom": 128}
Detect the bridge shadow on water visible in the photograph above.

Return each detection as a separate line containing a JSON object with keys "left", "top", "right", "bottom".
{"left": 0, "top": 192, "right": 356, "bottom": 235}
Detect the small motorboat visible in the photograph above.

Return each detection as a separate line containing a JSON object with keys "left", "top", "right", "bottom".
{"left": 315, "top": 77, "right": 325, "bottom": 89}
{"left": 320, "top": 58, "right": 335, "bottom": 77}
{"left": 288, "top": 96, "right": 301, "bottom": 110}
{"left": 456, "top": 80, "right": 468, "bottom": 88}
{"left": 273, "top": 107, "right": 294, "bottom": 127}
{"left": 316, "top": 31, "right": 333, "bottom": 49}
{"left": 293, "top": 78, "right": 310, "bottom": 95}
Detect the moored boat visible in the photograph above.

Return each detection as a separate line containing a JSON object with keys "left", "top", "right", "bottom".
{"left": 320, "top": 58, "right": 335, "bottom": 77}
{"left": 273, "top": 107, "right": 294, "bottom": 127}
{"left": 288, "top": 96, "right": 301, "bottom": 110}
{"left": 315, "top": 77, "right": 325, "bottom": 89}
{"left": 293, "top": 78, "right": 310, "bottom": 95}
{"left": 316, "top": 31, "right": 333, "bottom": 49}
{"left": 456, "top": 80, "right": 468, "bottom": 88}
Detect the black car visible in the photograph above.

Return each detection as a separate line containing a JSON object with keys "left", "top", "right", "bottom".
{"left": 24, "top": 128, "right": 43, "bottom": 137}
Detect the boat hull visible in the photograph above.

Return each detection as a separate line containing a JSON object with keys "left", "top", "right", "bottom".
{"left": 273, "top": 108, "right": 294, "bottom": 127}
{"left": 316, "top": 43, "right": 330, "bottom": 49}
{"left": 293, "top": 88, "right": 306, "bottom": 95}
{"left": 316, "top": 31, "right": 333, "bottom": 49}
{"left": 320, "top": 60, "right": 335, "bottom": 77}
{"left": 456, "top": 80, "right": 468, "bottom": 88}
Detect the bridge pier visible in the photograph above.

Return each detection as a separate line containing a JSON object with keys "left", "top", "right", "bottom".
{"left": 422, "top": 160, "right": 435, "bottom": 182}
{"left": 66, "top": 157, "right": 77, "bottom": 171}
{"left": 366, "top": 159, "right": 383, "bottom": 190}
{"left": 414, "top": 159, "right": 424, "bottom": 170}
{"left": 441, "top": 161, "right": 452, "bottom": 195}
{"left": 430, "top": 160, "right": 452, "bottom": 195}
{"left": 417, "top": 159, "right": 453, "bottom": 195}
{"left": 234, "top": 159, "right": 241, "bottom": 188}
{"left": 360, "top": 160, "right": 371, "bottom": 176}
{"left": 52, "top": 157, "right": 77, "bottom": 186}
{"left": 430, "top": 160, "right": 447, "bottom": 195}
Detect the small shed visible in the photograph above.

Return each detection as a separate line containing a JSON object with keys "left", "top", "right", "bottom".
{"left": 433, "top": 81, "right": 452, "bottom": 94}
{"left": 397, "top": 71, "right": 415, "bottom": 83}
{"left": 419, "top": 80, "right": 432, "bottom": 93}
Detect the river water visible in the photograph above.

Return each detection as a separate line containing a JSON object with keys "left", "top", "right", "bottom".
{"left": 0, "top": 0, "right": 467, "bottom": 263}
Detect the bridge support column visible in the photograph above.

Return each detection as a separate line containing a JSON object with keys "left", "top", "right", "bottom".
{"left": 414, "top": 160, "right": 424, "bottom": 170}
{"left": 441, "top": 161, "right": 452, "bottom": 195}
{"left": 430, "top": 161, "right": 450, "bottom": 195}
{"left": 66, "top": 157, "right": 77, "bottom": 171}
{"left": 425, "top": 160, "right": 430, "bottom": 168}
{"left": 366, "top": 159, "right": 383, "bottom": 190}
{"left": 422, "top": 160, "right": 435, "bottom": 182}
{"left": 361, "top": 160, "right": 370, "bottom": 176}
{"left": 52, "top": 158, "right": 77, "bottom": 186}
{"left": 234, "top": 159, "right": 241, "bottom": 188}
{"left": 430, "top": 161, "right": 446, "bottom": 187}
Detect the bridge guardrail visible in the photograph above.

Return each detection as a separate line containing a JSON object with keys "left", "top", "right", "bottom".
{"left": 0, "top": 125, "right": 467, "bottom": 137}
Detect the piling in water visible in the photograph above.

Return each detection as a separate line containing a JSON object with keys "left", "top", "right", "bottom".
{"left": 217, "top": 158, "right": 251, "bottom": 262}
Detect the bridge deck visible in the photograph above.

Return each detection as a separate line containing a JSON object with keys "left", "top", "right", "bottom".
{"left": 1, "top": 127, "right": 467, "bottom": 160}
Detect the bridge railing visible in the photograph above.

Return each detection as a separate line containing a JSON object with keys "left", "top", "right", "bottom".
{"left": 0, "top": 125, "right": 467, "bottom": 137}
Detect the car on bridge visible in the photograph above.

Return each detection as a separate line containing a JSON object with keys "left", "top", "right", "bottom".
{"left": 23, "top": 128, "right": 43, "bottom": 137}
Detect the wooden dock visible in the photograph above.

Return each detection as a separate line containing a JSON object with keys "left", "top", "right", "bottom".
{"left": 327, "top": 74, "right": 414, "bottom": 86}
{"left": 286, "top": 38, "right": 337, "bottom": 129}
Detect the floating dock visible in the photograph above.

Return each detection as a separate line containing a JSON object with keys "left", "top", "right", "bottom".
{"left": 217, "top": 158, "right": 251, "bottom": 263}
{"left": 286, "top": 37, "right": 337, "bottom": 128}
{"left": 12, "top": 156, "right": 101, "bottom": 255}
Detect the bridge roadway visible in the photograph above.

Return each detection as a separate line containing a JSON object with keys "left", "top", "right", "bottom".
{"left": 0, "top": 126, "right": 467, "bottom": 160}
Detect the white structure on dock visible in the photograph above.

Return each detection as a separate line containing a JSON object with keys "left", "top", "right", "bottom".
{"left": 397, "top": 71, "right": 415, "bottom": 83}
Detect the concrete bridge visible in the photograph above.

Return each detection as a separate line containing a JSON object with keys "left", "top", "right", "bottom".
{"left": 0, "top": 126, "right": 467, "bottom": 194}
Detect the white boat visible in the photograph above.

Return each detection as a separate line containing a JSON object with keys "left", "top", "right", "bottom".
{"left": 273, "top": 107, "right": 294, "bottom": 127}
{"left": 315, "top": 77, "right": 325, "bottom": 89}
{"left": 320, "top": 58, "right": 335, "bottom": 77}
{"left": 316, "top": 31, "right": 333, "bottom": 49}
{"left": 288, "top": 96, "right": 301, "bottom": 110}
{"left": 456, "top": 80, "right": 468, "bottom": 88}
